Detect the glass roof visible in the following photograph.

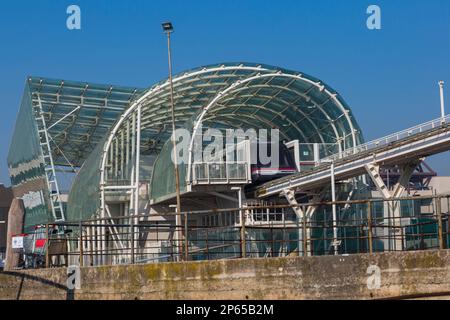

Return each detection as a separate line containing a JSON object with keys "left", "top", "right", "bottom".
{"left": 115, "top": 63, "right": 364, "bottom": 156}
{"left": 20, "top": 64, "right": 364, "bottom": 172}
{"left": 9, "top": 63, "right": 366, "bottom": 225}
{"left": 27, "top": 77, "right": 145, "bottom": 167}
{"left": 62, "top": 62, "right": 365, "bottom": 218}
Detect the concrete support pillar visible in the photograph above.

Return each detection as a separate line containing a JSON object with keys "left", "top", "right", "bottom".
{"left": 365, "top": 161, "right": 421, "bottom": 251}
{"left": 283, "top": 189, "right": 309, "bottom": 256}
{"left": 4, "top": 198, "right": 25, "bottom": 271}
{"left": 283, "top": 188, "right": 328, "bottom": 256}
{"left": 365, "top": 163, "right": 391, "bottom": 199}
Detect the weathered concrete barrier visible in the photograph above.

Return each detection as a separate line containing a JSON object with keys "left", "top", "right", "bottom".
{"left": 1, "top": 250, "right": 450, "bottom": 300}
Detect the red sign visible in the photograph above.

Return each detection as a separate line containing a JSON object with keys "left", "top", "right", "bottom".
{"left": 35, "top": 239, "right": 46, "bottom": 248}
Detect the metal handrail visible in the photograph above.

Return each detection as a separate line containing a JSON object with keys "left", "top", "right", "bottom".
{"left": 322, "top": 115, "right": 450, "bottom": 162}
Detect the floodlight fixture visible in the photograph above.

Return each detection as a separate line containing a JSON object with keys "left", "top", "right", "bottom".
{"left": 162, "top": 22, "right": 174, "bottom": 33}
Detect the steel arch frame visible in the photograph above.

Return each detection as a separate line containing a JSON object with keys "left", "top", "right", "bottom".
{"left": 99, "top": 64, "right": 359, "bottom": 219}
{"left": 186, "top": 72, "right": 357, "bottom": 183}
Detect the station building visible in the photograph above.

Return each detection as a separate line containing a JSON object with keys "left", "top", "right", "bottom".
{"left": 11, "top": 62, "right": 444, "bottom": 262}
{"left": 8, "top": 63, "right": 363, "bottom": 231}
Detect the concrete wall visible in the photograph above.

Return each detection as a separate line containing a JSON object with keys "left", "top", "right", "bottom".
{"left": 4, "top": 199, "right": 24, "bottom": 270}
{"left": 429, "top": 176, "right": 450, "bottom": 194}
{"left": 0, "top": 185, "right": 13, "bottom": 254}
{"left": 1, "top": 250, "right": 450, "bottom": 300}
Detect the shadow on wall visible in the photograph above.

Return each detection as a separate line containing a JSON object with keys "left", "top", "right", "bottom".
{"left": 0, "top": 271, "right": 74, "bottom": 300}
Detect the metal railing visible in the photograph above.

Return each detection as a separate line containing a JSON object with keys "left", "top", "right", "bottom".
{"left": 34, "top": 194, "right": 450, "bottom": 268}
{"left": 323, "top": 115, "right": 450, "bottom": 162}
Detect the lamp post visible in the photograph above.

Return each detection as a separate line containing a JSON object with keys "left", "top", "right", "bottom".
{"left": 163, "top": 22, "right": 184, "bottom": 260}
{"left": 322, "top": 159, "right": 339, "bottom": 255}
{"left": 439, "top": 81, "right": 445, "bottom": 123}
{"left": 329, "top": 161, "right": 339, "bottom": 256}
{"left": 169, "top": 204, "right": 182, "bottom": 262}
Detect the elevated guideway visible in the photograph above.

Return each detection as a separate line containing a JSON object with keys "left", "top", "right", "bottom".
{"left": 257, "top": 116, "right": 450, "bottom": 198}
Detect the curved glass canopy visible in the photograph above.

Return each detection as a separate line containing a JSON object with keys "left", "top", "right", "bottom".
{"left": 68, "top": 62, "right": 364, "bottom": 220}
{"left": 118, "top": 63, "right": 363, "bottom": 156}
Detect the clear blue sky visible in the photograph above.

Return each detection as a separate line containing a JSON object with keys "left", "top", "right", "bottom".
{"left": 1, "top": 0, "right": 450, "bottom": 185}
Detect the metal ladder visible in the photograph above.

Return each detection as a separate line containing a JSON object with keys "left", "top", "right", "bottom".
{"left": 33, "top": 94, "right": 65, "bottom": 222}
